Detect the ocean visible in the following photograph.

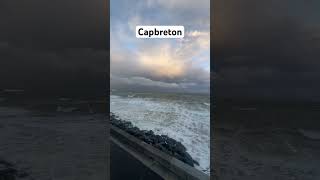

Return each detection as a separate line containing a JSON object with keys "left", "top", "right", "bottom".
{"left": 110, "top": 91, "right": 210, "bottom": 174}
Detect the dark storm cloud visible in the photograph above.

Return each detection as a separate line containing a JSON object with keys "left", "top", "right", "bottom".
{"left": 213, "top": 0, "right": 320, "bottom": 101}
{"left": 0, "top": 0, "right": 107, "bottom": 49}
{"left": 0, "top": 44, "right": 108, "bottom": 96}
{"left": 0, "top": 0, "right": 108, "bottom": 96}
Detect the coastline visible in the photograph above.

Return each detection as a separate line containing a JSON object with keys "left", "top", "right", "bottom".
{"left": 110, "top": 92, "right": 210, "bottom": 174}
{"left": 212, "top": 98, "right": 320, "bottom": 180}
{"left": 0, "top": 95, "right": 108, "bottom": 180}
{"left": 110, "top": 112, "right": 199, "bottom": 167}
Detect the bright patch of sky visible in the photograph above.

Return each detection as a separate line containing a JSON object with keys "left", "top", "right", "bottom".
{"left": 111, "top": 0, "right": 210, "bottom": 93}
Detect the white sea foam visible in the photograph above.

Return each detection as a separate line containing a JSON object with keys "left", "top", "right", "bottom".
{"left": 111, "top": 93, "right": 210, "bottom": 174}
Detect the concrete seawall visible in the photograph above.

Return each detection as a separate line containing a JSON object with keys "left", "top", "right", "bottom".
{"left": 110, "top": 125, "right": 210, "bottom": 180}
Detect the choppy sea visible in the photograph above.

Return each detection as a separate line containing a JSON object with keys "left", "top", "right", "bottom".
{"left": 110, "top": 91, "right": 210, "bottom": 174}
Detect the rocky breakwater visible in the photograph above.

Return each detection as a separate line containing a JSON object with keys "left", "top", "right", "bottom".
{"left": 110, "top": 113, "right": 199, "bottom": 167}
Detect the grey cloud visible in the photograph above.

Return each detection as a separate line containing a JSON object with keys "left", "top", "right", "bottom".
{"left": 0, "top": 0, "right": 108, "bottom": 96}
{"left": 1, "top": 0, "right": 107, "bottom": 49}
{"left": 0, "top": 43, "right": 108, "bottom": 96}
{"left": 213, "top": 0, "right": 320, "bottom": 101}
{"left": 110, "top": 41, "right": 210, "bottom": 93}
{"left": 111, "top": 75, "right": 208, "bottom": 94}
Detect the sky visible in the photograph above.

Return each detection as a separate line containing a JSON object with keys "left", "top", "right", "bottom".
{"left": 110, "top": 0, "right": 210, "bottom": 94}
{"left": 0, "top": 0, "right": 108, "bottom": 96}
{"left": 213, "top": 0, "right": 320, "bottom": 102}
{"left": 1, "top": 0, "right": 319, "bottom": 101}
